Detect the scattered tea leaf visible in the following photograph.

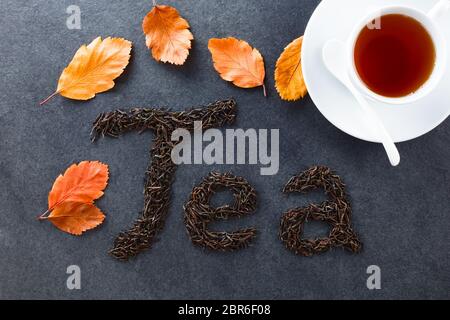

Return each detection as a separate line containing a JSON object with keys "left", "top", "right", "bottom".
{"left": 40, "top": 37, "right": 132, "bottom": 105}
{"left": 208, "top": 37, "right": 266, "bottom": 96}
{"left": 142, "top": 5, "right": 194, "bottom": 65}
{"left": 275, "top": 36, "right": 307, "bottom": 101}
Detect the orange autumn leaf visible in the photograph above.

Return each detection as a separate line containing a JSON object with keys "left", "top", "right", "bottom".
{"left": 208, "top": 37, "right": 266, "bottom": 96}
{"left": 275, "top": 36, "right": 307, "bottom": 101}
{"left": 48, "top": 161, "right": 109, "bottom": 209}
{"left": 142, "top": 5, "right": 193, "bottom": 65}
{"left": 39, "top": 161, "right": 109, "bottom": 235}
{"left": 47, "top": 202, "right": 105, "bottom": 236}
{"left": 40, "top": 37, "right": 132, "bottom": 105}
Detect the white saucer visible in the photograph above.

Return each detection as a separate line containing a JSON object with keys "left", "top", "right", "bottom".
{"left": 302, "top": 0, "right": 450, "bottom": 143}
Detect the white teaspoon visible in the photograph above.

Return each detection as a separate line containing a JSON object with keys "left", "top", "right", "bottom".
{"left": 322, "top": 39, "right": 401, "bottom": 167}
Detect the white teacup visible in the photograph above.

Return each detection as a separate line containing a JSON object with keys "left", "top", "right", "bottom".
{"left": 346, "top": 1, "right": 449, "bottom": 105}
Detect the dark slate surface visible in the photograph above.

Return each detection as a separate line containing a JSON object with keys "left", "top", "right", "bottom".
{"left": 0, "top": 0, "right": 449, "bottom": 300}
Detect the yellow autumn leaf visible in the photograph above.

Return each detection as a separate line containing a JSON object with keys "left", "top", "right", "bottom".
{"left": 275, "top": 36, "right": 307, "bottom": 101}
{"left": 40, "top": 37, "right": 132, "bottom": 105}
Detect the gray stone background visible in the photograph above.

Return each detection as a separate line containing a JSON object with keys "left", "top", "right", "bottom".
{"left": 0, "top": 0, "right": 449, "bottom": 300}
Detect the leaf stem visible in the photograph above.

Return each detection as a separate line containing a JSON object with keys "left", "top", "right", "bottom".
{"left": 262, "top": 83, "right": 267, "bottom": 97}
{"left": 39, "top": 91, "right": 59, "bottom": 106}
{"left": 37, "top": 209, "right": 50, "bottom": 220}
{"left": 152, "top": 0, "right": 157, "bottom": 6}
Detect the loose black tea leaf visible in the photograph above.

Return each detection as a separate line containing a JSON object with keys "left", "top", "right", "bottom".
{"left": 91, "top": 99, "right": 237, "bottom": 261}
{"left": 184, "top": 172, "right": 257, "bottom": 251}
{"left": 280, "top": 166, "right": 362, "bottom": 256}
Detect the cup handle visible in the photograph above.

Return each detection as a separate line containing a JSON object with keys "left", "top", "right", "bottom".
{"left": 428, "top": 0, "right": 450, "bottom": 20}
